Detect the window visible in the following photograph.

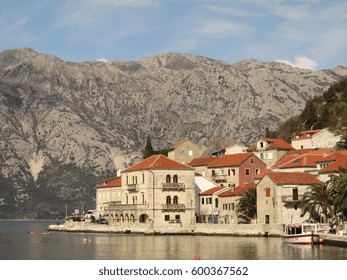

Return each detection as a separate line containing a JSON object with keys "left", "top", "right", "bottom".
{"left": 165, "top": 215, "right": 170, "bottom": 221}
{"left": 255, "top": 168, "right": 260, "bottom": 175}
{"left": 266, "top": 188, "right": 271, "bottom": 197}
{"left": 268, "top": 152, "right": 273, "bottom": 160}
{"left": 215, "top": 198, "right": 218, "bottom": 208}
{"left": 175, "top": 215, "right": 180, "bottom": 220}
{"left": 188, "top": 150, "right": 193, "bottom": 156}
{"left": 173, "top": 175, "right": 178, "bottom": 183}
{"left": 208, "top": 197, "right": 212, "bottom": 204}
{"left": 126, "top": 195, "right": 128, "bottom": 204}
{"left": 212, "top": 170, "right": 216, "bottom": 177}
{"left": 173, "top": 196, "right": 178, "bottom": 204}
{"left": 231, "top": 203, "right": 234, "bottom": 211}
{"left": 201, "top": 198, "right": 205, "bottom": 205}
{"left": 166, "top": 196, "right": 171, "bottom": 204}
{"left": 293, "top": 188, "right": 298, "bottom": 201}
{"left": 126, "top": 176, "right": 128, "bottom": 185}
{"left": 259, "top": 153, "right": 264, "bottom": 159}
{"left": 166, "top": 175, "right": 171, "bottom": 183}
{"left": 251, "top": 158, "right": 254, "bottom": 163}
{"left": 265, "top": 215, "right": 270, "bottom": 224}
{"left": 142, "top": 193, "right": 145, "bottom": 204}
{"left": 142, "top": 173, "right": 145, "bottom": 184}
{"left": 245, "top": 168, "right": 250, "bottom": 175}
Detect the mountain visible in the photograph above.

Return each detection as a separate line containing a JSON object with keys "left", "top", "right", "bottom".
{"left": 0, "top": 48, "right": 346, "bottom": 218}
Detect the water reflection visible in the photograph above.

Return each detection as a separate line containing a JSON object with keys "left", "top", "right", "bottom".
{"left": 1, "top": 221, "right": 347, "bottom": 260}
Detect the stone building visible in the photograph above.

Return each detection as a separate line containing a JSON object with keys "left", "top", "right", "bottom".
{"left": 291, "top": 128, "right": 341, "bottom": 150}
{"left": 218, "top": 183, "right": 256, "bottom": 224}
{"left": 247, "top": 138, "right": 293, "bottom": 168}
{"left": 256, "top": 172, "right": 321, "bottom": 225}
{"left": 107, "top": 155, "right": 196, "bottom": 227}
{"left": 95, "top": 176, "right": 121, "bottom": 218}
{"left": 167, "top": 139, "right": 202, "bottom": 164}
{"left": 206, "top": 152, "right": 266, "bottom": 187}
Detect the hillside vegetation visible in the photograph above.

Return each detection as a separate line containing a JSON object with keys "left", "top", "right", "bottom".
{"left": 271, "top": 77, "right": 347, "bottom": 141}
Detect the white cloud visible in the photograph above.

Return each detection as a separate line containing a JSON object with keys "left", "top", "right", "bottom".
{"left": 201, "top": 19, "right": 249, "bottom": 36}
{"left": 96, "top": 58, "right": 109, "bottom": 62}
{"left": 276, "top": 57, "right": 318, "bottom": 70}
{"left": 92, "top": 0, "right": 160, "bottom": 8}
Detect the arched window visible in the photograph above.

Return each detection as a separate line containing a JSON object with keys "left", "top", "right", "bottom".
{"left": 166, "top": 196, "right": 171, "bottom": 204}
{"left": 173, "top": 196, "right": 178, "bottom": 204}
{"left": 173, "top": 175, "right": 178, "bottom": 183}
{"left": 166, "top": 175, "right": 171, "bottom": 183}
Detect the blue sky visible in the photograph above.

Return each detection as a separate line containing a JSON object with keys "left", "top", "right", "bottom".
{"left": 0, "top": 0, "right": 346, "bottom": 70}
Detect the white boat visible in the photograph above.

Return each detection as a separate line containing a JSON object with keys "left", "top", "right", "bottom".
{"left": 281, "top": 223, "right": 323, "bottom": 245}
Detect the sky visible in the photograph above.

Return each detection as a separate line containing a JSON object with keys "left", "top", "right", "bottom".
{"left": 0, "top": 0, "right": 347, "bottom": 70}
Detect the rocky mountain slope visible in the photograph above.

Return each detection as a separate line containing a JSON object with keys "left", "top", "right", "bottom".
{"left": 0, "top": 48, "right": 346, "bottom": 218}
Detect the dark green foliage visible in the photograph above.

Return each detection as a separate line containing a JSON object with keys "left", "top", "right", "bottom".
{"left": 272, "top": 77, "right": 347, "bottom": 140}
{"left": 143, "top": 135, "right": 154, "bottom": 159}
{"left": 236, "top": 188, "right": 257, "bottom": 224}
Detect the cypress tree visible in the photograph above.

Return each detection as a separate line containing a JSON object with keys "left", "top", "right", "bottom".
{"left": 143, "top": 135, "right": 154, "bottom": 159}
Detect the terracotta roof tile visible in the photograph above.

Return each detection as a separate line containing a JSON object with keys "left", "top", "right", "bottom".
{"left": 96, "top": 176, "right": 121, "bottom": 188}
{"left": 266, "top": 172, "right": 321, "bottom": 185}
{"left": 124, "top": 155, "right": 193, "bottom": 172}
{"left": 219, "top": 183, "right": 256, "bottom": 197}
{"left": 207, "top": 153, "right": 252, "bottom": 168}
{"left": 291, "top": 129, "right": 322, "bottom": 140}
{"left": 188, "top": 156, "right": 218, "bottom": 166}
{"left": 200, "top": 186, "right": 228, "bottom": 195}
{"left": 319, "top": 158, "right": 347, "bottom": 174}
{"left": 273, "top": 149, "right": 334, "bottom": 169}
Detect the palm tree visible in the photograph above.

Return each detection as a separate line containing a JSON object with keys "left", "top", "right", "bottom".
{"left": 335, "top": 132, "right": 347, "bottom": 151}
{"left": 328, "top": 167, "right": 347, "bottom": 221}
{"left": 300, "top": 183, "right": 335, "bottom": 225}
{"left": 236, "top": 188, "right": 257, "bottom": 224}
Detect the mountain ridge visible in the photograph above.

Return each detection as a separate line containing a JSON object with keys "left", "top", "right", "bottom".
{"left": 0, "top": 48, "right": 347, "bottom": 218}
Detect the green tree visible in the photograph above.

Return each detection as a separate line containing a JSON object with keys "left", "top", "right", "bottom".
{"left": 335, "top": 132, "right": 347, "bottom": 151}
{"left": 300, "top": 100, "right": 317, "bottom": 130}
{"left": 143, "top": 135, "right": 154, "bottom": 159}
{"left": 328, "top": 167, "right": 347, "bottom": 221}
{"left": 300, "top": 183, "right": 335, "bottom": 225}
{"left": 236, "top": 188, "right": 257, "bottom": 224}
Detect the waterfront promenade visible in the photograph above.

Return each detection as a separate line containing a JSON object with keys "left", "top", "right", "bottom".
{"left": 48, "top": 221, "right": 347, "bottom": 246}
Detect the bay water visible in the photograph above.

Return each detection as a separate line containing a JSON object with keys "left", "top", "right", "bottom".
{"left": 1, "top": 220, "right": 346, "bottom": 260}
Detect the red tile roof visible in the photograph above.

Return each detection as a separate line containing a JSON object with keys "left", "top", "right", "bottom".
{"left": 219, "top": 183, "right": 256, "bottom": 197}
{"left": 319, "top": 158, "right": 347, "bottom": 174}
{"left": 188, "top": 156, "right": 217, "bottom": 167}
{"left": 124, "top": 155, "right": 193, "bottom": 172}
{"left": 291, "top": 129, "right": 322, "bottom": 140}
{"left": 273, "top": 149, "right": 334, "bottom": 169}
{"left": 254, "top": 168, "right": 272, "bottom": 180}
{"left": 96, "top": 176, "right": 121, "bottom": 188}
{"left": 266, "top": 172, "right": 321, "bottom": 185}
{"left": 200, "top": 186, "right": 228, "bottom": 196}
{"left": 263, "top": 138, "right": 293, "bottom": 150}
{"left": 316, "top": 151, "right": 347, "bottom": 163}
{"left": 207, "top": 153, "right": 253, "bottom": 168}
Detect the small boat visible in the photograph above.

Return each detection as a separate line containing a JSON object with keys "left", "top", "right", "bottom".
{"left": 281, "top": 223, "right": 323, "bottom": 245}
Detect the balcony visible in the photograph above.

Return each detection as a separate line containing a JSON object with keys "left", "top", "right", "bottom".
{"left": 126, "top": 184, "right": 138, "bottom": 192}
{"left": 107, "top": 203, "right": 146, "bottom": 211}
{"left": 282, "top": 195, "right": 303, "bottom": 203}
{"left": 212, "top": 174, "right": 227, "bottom": 183}
{"left": 162, "top": 204, "right": 186, "bottom": 212}
{"left": 162, "top": 183, "right": 185, "bottom": 191}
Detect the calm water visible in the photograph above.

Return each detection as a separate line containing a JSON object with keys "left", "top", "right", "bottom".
{"left": 0, "top": 221, "right": 346, "bottom": 260}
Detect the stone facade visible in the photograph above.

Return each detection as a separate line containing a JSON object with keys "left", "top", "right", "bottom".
{"left": 95, "top": 176, "right": 121, "bottom": 218}
{"left": 256, "top": 172, "right": 320, "bottom": 224}
{"left": 168, "top": 139, "right": 202, "bottom": 164}
{"left": 107, "top": 155, "right": 196, "bottom": 228}
{"left": 291, "top": 129, "right": 341, "bottom": 150}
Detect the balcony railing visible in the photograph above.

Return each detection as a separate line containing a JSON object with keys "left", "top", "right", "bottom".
{"left": 282, "top": 195, "right": 303, "bottom": 203}
{"left": 162, "top": 204, "right": 186, "bottom": 212}
{"left": 126, "top": 184, "right": 138, "bottom": 192}
{"left": 162, "top": 183, "right": 185, "bottom": 191}
{"left": 107, "top": 203, "right": 146, "bottom": 211}
{"left": 212, "top": 174, "right": 227, "bottom": 182}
